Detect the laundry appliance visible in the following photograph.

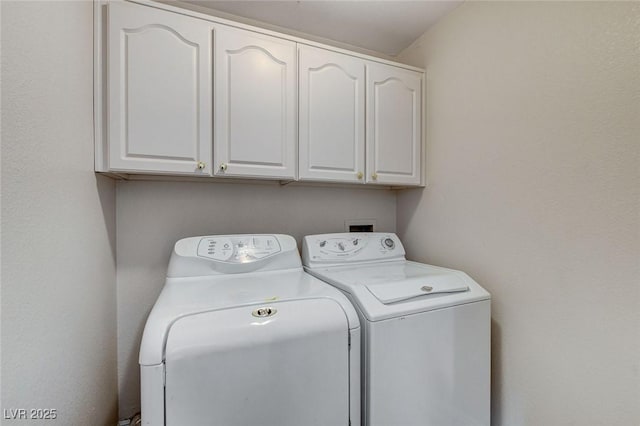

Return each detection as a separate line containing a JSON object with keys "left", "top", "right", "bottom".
{"left": 140, "top": 234, "right": 360, "bottom": 426}
{"left": 302, "top": 232, "right": 490, "bottom": 426}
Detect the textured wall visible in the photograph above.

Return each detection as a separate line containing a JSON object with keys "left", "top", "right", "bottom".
{"left": 116, "top": 180, "right": 396, "bottom": 417}
{"left": 1, "top": 1, "right": 118, "bottom": 425}
{"left": 397, "top": 2, "right": 640, "bottom": 425}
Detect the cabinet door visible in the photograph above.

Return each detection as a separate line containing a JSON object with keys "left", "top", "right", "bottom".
{"left": 108, "top": 2, "right": 213, "bottom": 175}
{"left": 299, "top": 46, "right": 365, "bottom": 183}
{"left": 366, "top": 63, "right": 422, "bottom": 186}
{"left": 214, "top": 27, "right": 296, "bottom": 179}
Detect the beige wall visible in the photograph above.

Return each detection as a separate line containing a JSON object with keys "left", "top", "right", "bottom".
{"left": 1, "top": 1, "right": 118, "bottom": 425}
{"left": 397, "top": 2, "right": 639, "bottom": 425}
{"left": 116, "top": 181, "right": 396, "bottom": 417}
{"left": 3, "top": 1, "right": 638, "bottom": 424}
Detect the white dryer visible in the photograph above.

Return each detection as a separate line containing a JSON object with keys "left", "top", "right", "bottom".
{"left": 140, "top": 234, "right": 361, "bottom": 426}
{"left": 302, "top": 232, "right": 491, "bottom": 426}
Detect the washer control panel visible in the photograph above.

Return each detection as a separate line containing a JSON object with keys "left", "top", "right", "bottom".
{"left": 303, "top": 233, "right": 406, "bottom": 266}
{"left": 316, "top": 235, "right": 367, "bottom": 258}
{"left": 197, "top": 235, "right": 281, "bottom": 263}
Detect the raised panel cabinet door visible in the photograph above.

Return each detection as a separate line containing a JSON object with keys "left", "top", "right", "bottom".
{"left": 108, "top": 2, "right": 212, "bottom": 175}
{"left": 299, "top": 45, "right": 365, "bottom": 183}
{"left": 366, "top": 63, "right": 422, "bottom": 186}
{"left": 214, "top": 27, "right": 296, "bottom": 179}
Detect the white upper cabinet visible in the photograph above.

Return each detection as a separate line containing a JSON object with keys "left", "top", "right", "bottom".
{"left": 107, "top": 1, "right": 213, "bottom": 175}
{"left": 98, "top": 1, "right": 424, "bottom": 186}
{"left": 214, "top": 27, "right": 297, "bottom": 179}
{"left": 299, "top": 45, "right": 365, "bottom": 183}
{"left": 366, "top": 62, "right": 422, "bottom": 186}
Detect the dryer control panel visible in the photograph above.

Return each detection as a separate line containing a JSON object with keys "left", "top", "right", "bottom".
{"left": 197, "top": 235, "right": 281, "bottom": 263}
{"left": 302, "top": 233, "right": 406, "bottom": 267}
{"left": 167, "top": 234, "right": 300, "bottom": 277}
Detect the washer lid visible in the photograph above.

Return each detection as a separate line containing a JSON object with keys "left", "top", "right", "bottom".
{"left": 366, "top": 275, "right": 469, "bottom": 304}
{"left": 305, "top": 261, "right": 490, "bottom": 322}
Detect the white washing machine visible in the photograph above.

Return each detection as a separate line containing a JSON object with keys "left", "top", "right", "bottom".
{"left": 302, "top": 232, "right": 491, "bottom": 426}
{"left": 139, "top": 234, "right": 361, "bottom": 426}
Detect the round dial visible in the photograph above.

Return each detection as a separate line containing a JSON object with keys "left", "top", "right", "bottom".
{"left": 383, "top": 237, "right": 395, "bottom": 249}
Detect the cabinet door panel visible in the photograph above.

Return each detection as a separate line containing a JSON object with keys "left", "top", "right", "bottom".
{"left": 366, "top": 63, "right": 422, "bottom": 185}
{"left": 108, "top": 2, "right": 212, "bottom": 175}
{"left": 215, "top": 28, "right": 296, "bottom": 179}
{"left": 299, "top": 45, "right": 365, "bottom": 183}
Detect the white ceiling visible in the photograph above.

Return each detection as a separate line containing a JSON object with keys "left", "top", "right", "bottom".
{"left": 181, "top": 1, "right": 462, "bottom": 56}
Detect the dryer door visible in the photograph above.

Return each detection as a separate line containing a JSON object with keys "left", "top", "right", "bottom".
{"left": 164, "top": 298, "right": 350, "bottom": 426}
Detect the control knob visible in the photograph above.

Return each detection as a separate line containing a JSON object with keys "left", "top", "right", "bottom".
{"left": 383, "top": 238, "right": 395, "bottom": 249}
